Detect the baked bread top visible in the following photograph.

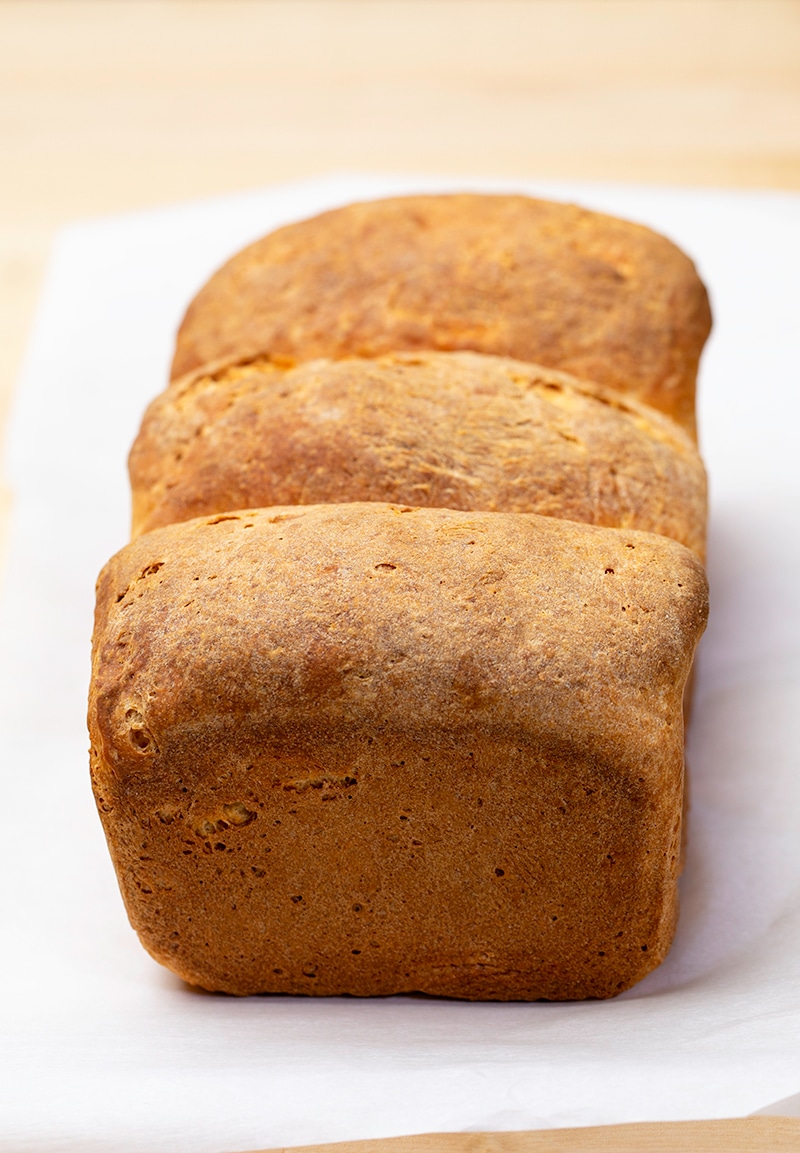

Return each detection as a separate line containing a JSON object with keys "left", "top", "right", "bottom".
{"left": 92, "top": 502, "right": 709, "bottom": 775}
{"left": 171, "top": 194, "right": 712, "bottom": 433}
{"left": 131, "top": 351, "right": 707, "bottom": 555}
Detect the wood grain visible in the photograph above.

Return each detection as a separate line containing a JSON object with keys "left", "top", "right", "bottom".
{"left": 245, "top": 1116, "right": 800, "bottom": 1152}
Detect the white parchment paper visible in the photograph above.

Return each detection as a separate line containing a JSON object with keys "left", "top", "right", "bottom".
{"left": 1, "top": 174, "right": 799, "bottom": 1152}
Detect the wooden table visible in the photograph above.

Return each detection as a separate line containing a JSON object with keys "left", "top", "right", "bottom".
{"left": 1, "top": 2, "right": 799, "bottom": 1148}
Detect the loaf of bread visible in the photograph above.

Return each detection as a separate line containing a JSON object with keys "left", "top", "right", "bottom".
{"left": 90, "top": 191, "right": 712, "bottom": 999}
{"left": 131, "top": 351, "right": 707, "bottom": 555}
{"left": 171, "top": 194, "right": 712, "bottom": 433}
{"left": 89, "top": 503, "right": 708, "bottom": 1000}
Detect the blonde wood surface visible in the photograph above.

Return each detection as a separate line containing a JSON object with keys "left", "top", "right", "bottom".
{"left": 1, "top": 2, "right": 798, "bottom": 1144}
{"left": 2, "top": 0, "right": 799, "bottom": 470}
{"left": 246, "top": 1116, "right": 800, "bottom": 1152}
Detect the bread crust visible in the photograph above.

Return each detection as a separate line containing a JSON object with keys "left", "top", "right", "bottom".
{"left": 170, "top": 195, "right": 712, "bottom": 432}
{"left": 131, "top": 351, "right": 707, "bottom": 556}
{"left": 89, "top": 503, "right": 708, "bottom": 999}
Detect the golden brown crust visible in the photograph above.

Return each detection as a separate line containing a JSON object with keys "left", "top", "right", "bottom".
{"left": 171, "top": 195, "right": 712, "bottom": 432}
{"left": 89, "top": 503, "right": 708, "bottom": 999}
{"left": 131, "top": 351, "right": 707, "bottom": 556}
